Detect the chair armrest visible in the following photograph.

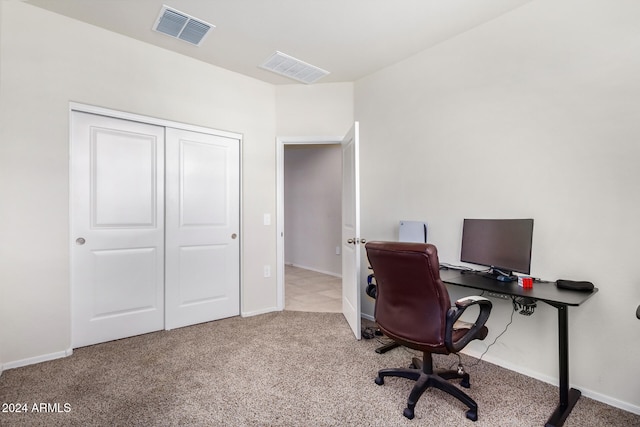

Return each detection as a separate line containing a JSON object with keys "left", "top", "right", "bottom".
{"left": 445, "top": 296, "right": 492, "bottom": 353}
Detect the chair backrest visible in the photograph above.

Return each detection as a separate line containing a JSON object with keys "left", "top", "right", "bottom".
{"left": 365, "top": 241, "right": 452, "bottom": 350}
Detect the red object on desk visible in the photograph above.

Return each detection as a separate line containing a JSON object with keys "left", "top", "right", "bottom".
{"left": 518, "top": 277, "right": 533, "bottom": 289}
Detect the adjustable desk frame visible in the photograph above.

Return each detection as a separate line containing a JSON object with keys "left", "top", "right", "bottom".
{"left": 438, "top": 270, "right": 598, "bottom": 427}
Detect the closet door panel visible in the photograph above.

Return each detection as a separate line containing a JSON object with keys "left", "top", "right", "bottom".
{"left": 165, "top": 128, "right": 240, "bottom": 329}
{"left": 71, "top": 111, "right": 165, "bottom": 348}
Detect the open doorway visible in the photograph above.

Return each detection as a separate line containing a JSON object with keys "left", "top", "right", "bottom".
{"left": 283, "top": 144, "right": 342, "bottom": 312}
{"left": 276, "top": 137, "right": 342, "bottom": 312}
{"left": 277, "top": 124, "right": 361, "bottom": 338}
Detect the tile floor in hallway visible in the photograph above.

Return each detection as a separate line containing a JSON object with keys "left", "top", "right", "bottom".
{"left": 285, "top": 265, "right": 341, "bottom": 313}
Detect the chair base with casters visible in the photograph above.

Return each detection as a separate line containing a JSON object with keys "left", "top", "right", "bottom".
{"left": 374, "top": 352, "right": 478, "bottom": 421}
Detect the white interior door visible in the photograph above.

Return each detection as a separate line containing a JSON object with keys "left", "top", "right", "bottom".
{"left": 341, "top": 122, "right": 362, "bottom": 339}
{"left": 71, "top": 112, "right": 165, "bottom": 347}
{"left": 165, "top": 128, "right": 240, "bottom": 329}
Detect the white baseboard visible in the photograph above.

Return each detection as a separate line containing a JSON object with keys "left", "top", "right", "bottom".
{"left": 286, "top": 263, "right": 341, "bottom": 278}
{"left": 462, "top": 347, "right": 558, "bottom": 386}
{"left": 461, "top": 348, "right": 640, "bottom": 416}
{"left": 361, "top": 313, "right": 374, "bottom": 322}
{"left": 2, "top": 348, "right": 73, "bottom": 371}
{"left": 580, "top": 386, "right": 640, "bottom": 415}
{"left": 241, "top": 306, "right": 281, "bottom": 318}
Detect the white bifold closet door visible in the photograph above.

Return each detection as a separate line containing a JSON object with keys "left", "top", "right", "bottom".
{"left": 164, "top": 128, "right": 240, "bottom": 330}
{"left": 71, "top": 111, "right": 239, "bottom": 348}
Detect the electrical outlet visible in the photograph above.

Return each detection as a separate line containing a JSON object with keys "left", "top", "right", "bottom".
{"left": 263, "top": 213, "right": 271, "bottom": 226}
{"left": 263, "top": 265, "right": 271, "bottom": 278}
{"left": 487, "top": 292, "right": 510, "bottom": 300}
{"left": 336, "top": 246, "right": 341, "bottom": 255}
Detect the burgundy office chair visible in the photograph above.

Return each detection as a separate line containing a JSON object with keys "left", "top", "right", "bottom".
{"left": 365, "top": 241, "right": 492, "bottom": 421}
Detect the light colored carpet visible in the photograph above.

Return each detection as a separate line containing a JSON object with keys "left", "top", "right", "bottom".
{"left": 0, "top": 311, "right": 638, "bottom": 426}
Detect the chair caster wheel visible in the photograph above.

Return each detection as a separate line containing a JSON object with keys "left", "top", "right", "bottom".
{"left": 403, "top": 407, "right": 415, "bottom": 419}
{"left": 374, "top": 376, "right": 384, "bottom": 385}
{"left": 466, "top": 409, "right": 477, "bottom": 421}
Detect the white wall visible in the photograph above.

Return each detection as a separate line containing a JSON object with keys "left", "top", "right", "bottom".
{"left": 275, "top": 83, "right": 354, "bottom": 136}
{"left": 284, "top": 144, "right": 342, "bottom": 276}
{"left": 355, "top": 0, "right": 640, "bottom": 412}
{"left": 0, "top": 1, "right": 277, "bottom": 367}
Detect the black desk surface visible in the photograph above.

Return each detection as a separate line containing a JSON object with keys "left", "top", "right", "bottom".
{"left": 439, "top": 269, "right": 598, "bottom": 307}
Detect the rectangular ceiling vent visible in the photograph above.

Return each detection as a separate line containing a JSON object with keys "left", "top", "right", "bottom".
{"left": 153, "top": 5, "right": 214, "bottom": 46}
{"left": 259, "top": 51, "right": 330, "bottom": 84}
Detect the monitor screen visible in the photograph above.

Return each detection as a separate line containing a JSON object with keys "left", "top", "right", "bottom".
{"left": 460, "top": 218, "right": 534, "bottom": 275}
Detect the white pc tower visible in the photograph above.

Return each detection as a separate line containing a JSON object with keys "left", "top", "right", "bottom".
{"left": 398, "top": 220, "right": 427, "bottom": 243}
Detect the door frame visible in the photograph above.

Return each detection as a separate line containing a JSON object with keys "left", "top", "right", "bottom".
{"left": 275, "top": 136, "right": 342, "bottom": 311}
{"left": 69, "top": 102, "right": 244, "bottom": 331}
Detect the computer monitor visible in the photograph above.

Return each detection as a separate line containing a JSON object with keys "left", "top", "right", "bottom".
{"left": 460, "top": 218, "right": 534, "bottom": 277}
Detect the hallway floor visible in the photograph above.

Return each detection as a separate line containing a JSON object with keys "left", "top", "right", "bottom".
{"left": 284, "top": 265, "right": 341, "bottom": 313}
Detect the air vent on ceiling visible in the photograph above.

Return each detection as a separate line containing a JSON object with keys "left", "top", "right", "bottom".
{"left": 259, "top": 51, "right": 330, "bottom": 84}
{"left": 153, "top": 5, "right": 214, "bottom": 46}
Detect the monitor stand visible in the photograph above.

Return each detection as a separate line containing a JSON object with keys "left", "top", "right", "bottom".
{"left": 485, "top": 267, "right": 515, "bottom": 282}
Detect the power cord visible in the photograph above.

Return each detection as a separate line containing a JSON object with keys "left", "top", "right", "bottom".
{"left": 454, "top": 302, "right": 516, "bottom": 370}
{"left": 453, "top": 295, "right": 536, "bottom": 372}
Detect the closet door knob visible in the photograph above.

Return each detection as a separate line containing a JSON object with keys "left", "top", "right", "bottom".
{"left": 76, "top": 237, "right": 86, "bottom": 245}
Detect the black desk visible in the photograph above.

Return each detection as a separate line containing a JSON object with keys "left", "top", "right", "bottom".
{"left": 440, "top": 270, "right": 598, "bottom": 427}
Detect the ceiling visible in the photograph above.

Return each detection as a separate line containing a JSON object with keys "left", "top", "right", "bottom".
{"left": 25, "top": 0, "right": 534, "bottom": 85}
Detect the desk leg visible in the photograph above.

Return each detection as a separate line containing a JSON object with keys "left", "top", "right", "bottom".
{"left": 545, "top": 304, "right": 581, "bottom": 427}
